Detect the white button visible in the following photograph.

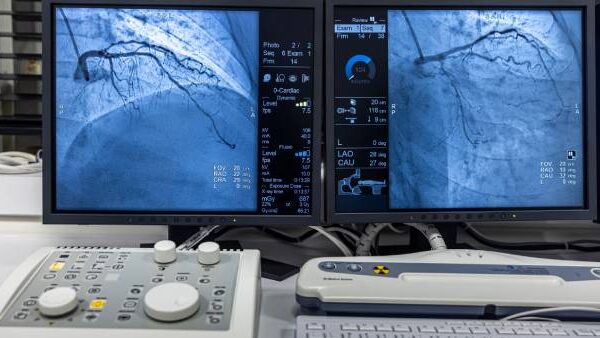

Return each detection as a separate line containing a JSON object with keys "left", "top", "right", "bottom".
{"left": 550, "top": 329, "right": 569, "bottom": 336}
{"left": 437, "top": 327, "right": 454, "bottom": 334}
{"left": 341, "top": 324, "right": 358, "bottom": 331}
{"left": 153, "top": 240, "right": 176, "bottom": 264}
{"left": 358, "top": 324, "right": 376, "bottom": 331}
{"left": 144, "top": 283, "right": 199, "bottom": 322}
{"left": 575, "top": 330, "right": 595, "bottom": 336}
{"left": 306, "top": 323, "right": 325, "bottom": 330}
{"left": 197, "top": 242, "right": 220, "bottom": 265}
{"left": 454, "top": 327, "right": 471, "bottom": 334}
{"left": 376, "top": 324, "right": 393, "bottom": 332}
{"left": 393, "top": 325, "right": 411, "bottom": 332}
{"left": 38, "top": 287, "right": 79, "bottom": 317}
{"left": 515, "top": 328, "right": 533, "bottom": 335}
{"left": 471, "top": 327, "right": 489, "bottom": 334}
{"left": 306, "top": 333, "right": 324, "bottom": 338}
{"left": 497, "top": 328, "right": 515, "bottom": 335}
{"left": 532, "top": 329, "right": 549, "bottom": 335}
{"left": 419, "top": 326, "right": 437, "bottom": 333}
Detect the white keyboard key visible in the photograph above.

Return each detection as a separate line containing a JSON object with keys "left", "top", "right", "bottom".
{"left": 358, "top": 324, "right": 376, "bottom": 331}
{"left": 454, "top": 327, "right": 472, "bottom": 334}
{"left": 532, "top": 329, "right": 549, "bottom": 335}
{"left": 575, "top": 330, "right": 594, "bottom": 336}
{"left": 307, "top": 323, "right": 325, "bottom": 330}
{"left": 376, "top": 324, "right": 393, "bottom": 332}
{"left": 592, "top": 330, "right": 600, "bottom": 336}
{"left": 393, "top": 325, "right": 411, "bottom": 332}
{"left": 341, "top": 324, "right": 358, "bottom": 331}
{"left": 497, "top": 327, "right": 516, "bottom": 335}
{"left": 418, "top": 326, "right": 437, "bottom": 333}
{"left": 549, "top": 329, "right": 569, "bottom": 336}
{"left": 437, "top": 326, "right": 454, "bottom": 334}
{"left": 515, "top": 328, "right": 533, "bottom": 335}
{"left": 307, "top": 332, "right": 325, "bottom": 338}
{"left": 471, "top": 327, "right": 489, "bottom": 334}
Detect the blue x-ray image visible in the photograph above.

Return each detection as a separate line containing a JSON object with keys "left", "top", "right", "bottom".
{"left": 55, "top": 7, "right": 258, "bottom": 212}
{"left": 388, "top": 9, "right": 584, "bottom": 209}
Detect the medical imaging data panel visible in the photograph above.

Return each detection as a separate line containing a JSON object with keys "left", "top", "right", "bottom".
{"left": 54, "top": 7, "right": 314, "bottom": 215}
{"left": 334, "top": 8, "right": 585, "bottom": 212}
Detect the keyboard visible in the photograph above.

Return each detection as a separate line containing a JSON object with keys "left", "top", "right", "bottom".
{"left": 296, "top": 315, "right": 600, "bottom": 338}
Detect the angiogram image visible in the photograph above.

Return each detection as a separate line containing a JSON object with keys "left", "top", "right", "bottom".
{"left": 55, "top": 7, "right": 259, "bottom": 211}
{"left": 388, "top": 9, "right": 584, "bottom": 209}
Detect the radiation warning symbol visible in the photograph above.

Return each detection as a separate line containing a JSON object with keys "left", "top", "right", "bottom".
{"left": 373, "top": 265, "right": 390, "bottom": 275}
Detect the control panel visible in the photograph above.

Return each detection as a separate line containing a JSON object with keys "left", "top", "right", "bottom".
{"left": 296, "top": 249, "right": 600, "bottom": 317}
{"left": 0, "top": 241, "right": 261, "bottom": 338}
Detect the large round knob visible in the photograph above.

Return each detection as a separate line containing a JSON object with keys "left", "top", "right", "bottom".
{"left": 38, "top": 287, "right": 79, "bottom": 317}
{"left": 197, "top": 242, "right": 220, "bottom": 265}
{"left": 144, "top": 283, "right": 200, "bottom": 322}
{"left": 154, "top": 240, "right": 176, "bottom": 264}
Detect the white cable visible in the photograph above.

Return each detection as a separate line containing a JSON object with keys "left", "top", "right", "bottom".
{"left": 406, "top": 223, "right": 447, "bottom": 250}
{"left": 309, "top": 226, "right": 353, "bottom": 257}
{"left": 387, "top": 223, "right": 407, "bottom": 235}
{"left": 324, "top": 227, "right": 360, "bottom": 244}
{"left": 356, "top": 223, "right": 389, "bottom": 256}
{"left": 501, "top": 307, "right": 600, "bottom": 321}
{"left": 0, "top": 151, "right": 42, "bottom": 174}
{"left": 515, "top": 317, "right": 561, "bottom": 322}
{"left": 176, "top": 225, "right": 221, "bottom": 250}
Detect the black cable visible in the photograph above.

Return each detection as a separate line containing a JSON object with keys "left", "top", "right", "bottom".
{"left": 461, "top": 224, "right": 600, "bottom": 252}
{"left": 259, "top": 227, "right": 317, "bottom": 243}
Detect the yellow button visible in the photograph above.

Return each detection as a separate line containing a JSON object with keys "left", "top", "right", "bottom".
{"left": 49, "top": 262, "right": 65, "bottom": 271}
{"left": 89, "top": 299, "right": 107, "bottom": 310}
{"left": 373, "top": 265, "right": 390, "bottom": 275}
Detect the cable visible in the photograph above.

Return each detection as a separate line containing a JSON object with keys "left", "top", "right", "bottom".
{"left": 177, "top": 224, "right": 222, "bottom": 250}
{"left": 184, "top": 225, "right": 357, "bottom": 256}
{"left": 386, "top": 223, "right": 407, "bottom": 235}
{"left": 463, "top": 224, "right": 600, "bottom": 252}
{"left": 260, "top": 227, "right": 318, "bottom": 243}
{"left": 0, "top": 151, "right": 42, "bottom": 174}
{"left": 324, "top": 227, "right": 360, "bottom": 244}
{"left": 515, "top": 317, "right": 561, "bottom": 322}
{"left": 309, "top": 226, "right": 353, "bottom": 256}
{"left": 406, "top": 223, "right": 447, "bottom": 250}
{"left": 501, "top": 307, "right": 600, "bottom": 321}
{"left": 356, "top": 223, "right": 390, "bottom": 256}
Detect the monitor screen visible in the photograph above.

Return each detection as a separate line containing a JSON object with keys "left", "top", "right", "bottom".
{"left": 333, "top": 7, "right": 586, "bottom": 214}
{"left": 52, "top": 5, "right": 316, "bottom": 217}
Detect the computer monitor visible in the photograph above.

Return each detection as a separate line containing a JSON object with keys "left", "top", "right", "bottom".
{"left": 327, "top": 0, "right": 596, "bottom": 223}
{"left": 43, "top": 0, "right": 322, "bottom": 226}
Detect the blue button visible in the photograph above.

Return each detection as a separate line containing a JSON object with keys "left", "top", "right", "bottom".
{"left": 347, "top": 264, "right": 362, "bottom": 272}
{"left": 321, "top": 262, "right": 336, "bottom": 270}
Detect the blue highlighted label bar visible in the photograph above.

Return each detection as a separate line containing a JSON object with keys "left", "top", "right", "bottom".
{"left": 335, "top": 24, "right": 386, "bottom": 34}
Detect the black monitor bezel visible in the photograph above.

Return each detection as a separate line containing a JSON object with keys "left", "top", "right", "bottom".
{"left": 326, "top": 0, "right": 597, "bottom": 224}
{"left": 43, "top": 0, "right": 323, "bottom": 226}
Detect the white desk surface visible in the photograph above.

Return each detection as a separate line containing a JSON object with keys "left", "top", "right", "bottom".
{"left": 1, "top": 217, "right": 600, "bottom": 337}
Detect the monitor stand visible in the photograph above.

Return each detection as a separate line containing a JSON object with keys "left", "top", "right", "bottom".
{"left": 378, "top": 222, "right": 474, "bottom": 255}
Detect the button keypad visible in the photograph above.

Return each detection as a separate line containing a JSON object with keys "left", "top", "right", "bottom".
{"left": 0, "top": 249, "right": 239, "bottom": 331}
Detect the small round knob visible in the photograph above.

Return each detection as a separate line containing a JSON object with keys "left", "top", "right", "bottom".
{"left": 154, "top": 240, "right": 176, "bottom": 264}
{"left": 144, "top": 283, "right": 200, "bottom": 322}
{"left": 197, "top": 242, "right": 220, "bottom": 265}
{"left": 38, "top": 287, "right": 78, "bottom": 317}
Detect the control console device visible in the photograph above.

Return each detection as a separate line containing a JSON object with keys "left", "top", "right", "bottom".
{"left": 0, "top": 241, "right": 261, "bottom": 337}
{"left": 297, "top": 315, "right": 600, "bottom": 338}
{"left": 296, "top": 249, "right": 600, "bottom": 318}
